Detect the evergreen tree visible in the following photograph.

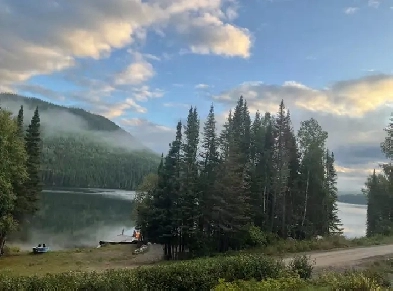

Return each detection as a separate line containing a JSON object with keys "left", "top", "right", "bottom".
{"left": 136, "top": 97, "right": 344, "bottom": 258}
{"left": 23, "top": 107, "right": 42, "bottom": 218}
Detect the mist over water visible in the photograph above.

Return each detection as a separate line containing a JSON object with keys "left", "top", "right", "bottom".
{"left": 9, "top": 189, "right": 137, "bottom": 251}
{"left": 9, "top": 190, "right": 367, "bottom": 251}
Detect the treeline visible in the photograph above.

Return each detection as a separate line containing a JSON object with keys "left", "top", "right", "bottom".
{"left": 0, "top": 105, "right": 41, "bottom": 255}
{"left": 41, "top": 135, "right": 159, "bottom": 189}
{"left": 135, "top": 97, "right": 342, "bottom": 259}
{"left": 338, "top": 194, "right": 367, "bottom": 205}
{"left": 365, "top": 115, "right": 393, "bottom": 237}
{"left": 0, "top": 93, "right": 160, "bottom": 190}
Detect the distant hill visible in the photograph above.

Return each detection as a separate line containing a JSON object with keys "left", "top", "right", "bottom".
{"left": 0, "top": 93, "right": 160, "bottom": 190}
{"left": 338, "top": 193, "right": 367, "bottom": 205}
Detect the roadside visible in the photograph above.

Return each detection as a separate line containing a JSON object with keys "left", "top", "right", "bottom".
{"left": 2, "top": 241, "right": 393, "bottom": 277}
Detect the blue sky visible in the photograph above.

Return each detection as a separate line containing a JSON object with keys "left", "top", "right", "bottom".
{"left": 1, "top": 0, "right": 393, "bottom": 191}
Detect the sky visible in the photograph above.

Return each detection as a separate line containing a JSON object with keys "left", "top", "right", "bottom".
{"left": 1, "top": 0, "right": 393, "bottom": 192}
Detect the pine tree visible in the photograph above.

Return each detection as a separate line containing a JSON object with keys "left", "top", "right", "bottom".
{"left": 179, "top": 107, "right": 200, "bottom": 252}
{"left": 325, "top": 150, "right": 342, "bottom": 234}
{"left": 199, "top": 104, "right": 220, "bottom": 235}
{"left": 11, "top": 106, "right": 42, "bottom": 228}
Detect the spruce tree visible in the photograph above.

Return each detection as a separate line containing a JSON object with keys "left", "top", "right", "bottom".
{"left": 23, "top": 106, "right": 42, "bottom": 218}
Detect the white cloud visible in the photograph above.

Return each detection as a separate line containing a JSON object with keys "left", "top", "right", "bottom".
{"left": 0, "top": 0, "right": 252, "bottom": 87}
{"left": 163, "top": 102, "right": 190, "bottom": 108}
{"left": 214, "top": 75, "right": 393, "bottom": 118}
{"left": 344, "top": 7, "right": 359, "bottom": 14}
{"left": 115, "top": 54, "right": 155, "bottom": 85}
{"left": 211, "top": 74, "right": 393, "bottom": 191}
{"left": 132, "top": 86, "right": 164, "bottom": 102}
{"left": 99, "top": 99, "right": 147, "bottom": 118}
{"left": 195, "top": 83, "right": 210, "bottom": 89}
{"left": 368, "top": 0, "right": 380, "bottom": 8}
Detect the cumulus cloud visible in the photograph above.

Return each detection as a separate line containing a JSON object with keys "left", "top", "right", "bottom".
{"left": 211, "top": 74, "right": 393, "bottom": 191}
{"left": 115, "top": 54, "right": 155, "bottom": 85}
{"left": 214, "top": 75, "right": 393, "bottom": 117}
{"left": 0, "top": 0, "right": 252, "bottom": 87}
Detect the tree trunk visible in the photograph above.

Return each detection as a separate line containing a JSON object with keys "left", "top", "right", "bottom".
{"left": 301, "top": 170, "right": 310, "bottom": 227}
{"left": 0, "top": 235, "right": 7, "bottom": 257}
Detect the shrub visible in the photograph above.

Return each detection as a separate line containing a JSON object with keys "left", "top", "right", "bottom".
{"left": 245, "top": 225, "right": 267, "bottom": 247}
{"left": 213, "top": 276, "right": 308, "bottom": 290}
{"left": 214, "top": 272, "right": 384, "bottom": 290}
{"left": 288, "top": 255, "right": 314, "bottom": 279}
{"left": 0, "top": 254, "right": 309, "bottom": 290}
{"left": 315, "top": 271, "right": 383, "bottom": 290}
{"left": 3, "top": 245, "right": 21, "bottom": 256}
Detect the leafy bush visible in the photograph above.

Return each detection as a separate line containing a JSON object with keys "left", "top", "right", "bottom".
{"left": 214, "top": 272, "right": 384, "bottom": 290}
{"left": 213, "top": 276, "right": 308, "bottom": 290}
{"left": 245, "top": 225, "right": 267, "bottom": 247}
{"left": 0, "top": 254, "right": 310, "bottom": 290}
{"left": 315, "top": 271, "right": 383, "bottom": 290}
{"left": 288, "top": 255, "right": 314, "bottom": 279}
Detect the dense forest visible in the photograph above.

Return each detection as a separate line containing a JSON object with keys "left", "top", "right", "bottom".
{"left": 337, "top": 194, "right": 367, "bottom": 205}
{"left": 365, "top": 114, "right": 393, "bottom": 237}
{"left": 0, "top": 93, "right": 160, "bottom": 190}
{"left": 0, "top": 105, "right": 42, "bottom": 255}
{"left": 135, "top": 97, "right": 342, "bottom": 259}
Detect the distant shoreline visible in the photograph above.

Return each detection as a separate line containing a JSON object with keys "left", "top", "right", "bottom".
{"left": 338, "top": 194, "right": 367, "bottom": 205}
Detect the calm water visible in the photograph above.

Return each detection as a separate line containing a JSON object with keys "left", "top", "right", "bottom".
{"left": 9, "top": 190, "right": 367, "bottom": 249}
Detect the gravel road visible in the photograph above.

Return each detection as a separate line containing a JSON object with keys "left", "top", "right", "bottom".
{"left": 284, "top": 244, "right": 393, "bottom": 268}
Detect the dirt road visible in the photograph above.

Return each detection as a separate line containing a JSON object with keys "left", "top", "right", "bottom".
{"left": 284, "top": 244, "right": 393, "bottom": 268}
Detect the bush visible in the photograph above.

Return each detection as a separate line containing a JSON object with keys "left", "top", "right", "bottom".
{"left": 2, "top": 245, "right": 20, "bottom": 256}
{"left": 288, "top": 255, "right": 314, "bottom": 279}
{"left": 315, "top": 271, "right": 383, "bottom": 290}
{"left": 213, "top": 276, "right": 308, "bottom": 290}
{"left": 245, "top": 225, "right": 267, "bottom": 247}
{"left": 0, "top": 254, "right": 311, "bottom": 290}
{"left": 214, "top": 272, "right": 384, "bottom": 290}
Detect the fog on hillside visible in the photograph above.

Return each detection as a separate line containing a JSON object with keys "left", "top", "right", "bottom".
{"left": 0, "top": 98, "right": 147, "bottom": 152}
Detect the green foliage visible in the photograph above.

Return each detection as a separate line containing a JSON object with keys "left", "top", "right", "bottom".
{"left": 315, "top": 272, "right": 383, "bottom": 290}
{"left": 214, "top": 272, "right": 383, "bottom": 290}
{"left": 213, "top": 276, "right": 308, "bottom": 290}
{"left": 0, "top": 254, "right": 311, "bottom": 290}
{"left": 0, "top": 107, "right": 29, "bottom": 254}
{"left": 288, "top": 255, "right": 314, "bottom": 279}
{"left": 245, "top": 224, "right": 267, "bottom": 247}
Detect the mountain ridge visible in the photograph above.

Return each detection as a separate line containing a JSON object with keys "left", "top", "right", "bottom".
{"left": 0, "top": 93, "right": 159, "bottom": 190}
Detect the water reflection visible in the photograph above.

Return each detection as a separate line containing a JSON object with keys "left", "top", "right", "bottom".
{"left": 9, "top": 190, "right": 368, "bottom": 250}
{"left": 337, "top": 202, "right": 367, "bottom": 238}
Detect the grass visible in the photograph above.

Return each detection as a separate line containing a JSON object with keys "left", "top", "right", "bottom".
{"left": 2, "top": 234, "right": 393, "bottom": 277}
{"left": 0, "top": 244, "right": 139, "bottom": 277}
{"left": 246, "top": 234, "right": 393, "bottom": 256}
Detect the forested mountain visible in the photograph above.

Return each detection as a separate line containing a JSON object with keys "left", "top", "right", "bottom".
{"left": 135, "top": 97, "right": 342, "bottom": 259}
{"left": 0, "top": 93, "right": 159, "bottom": 190}
{"left": 364, "top": 114, "right": 393, "bottom": 237}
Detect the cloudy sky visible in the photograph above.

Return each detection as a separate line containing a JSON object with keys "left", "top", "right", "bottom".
{"left": 1, "top": 0, "right": 393, "bottom": 192}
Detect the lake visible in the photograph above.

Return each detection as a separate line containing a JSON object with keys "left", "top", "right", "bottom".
{"left": 9, "top": 189, "right": 367, "bottom": 250}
